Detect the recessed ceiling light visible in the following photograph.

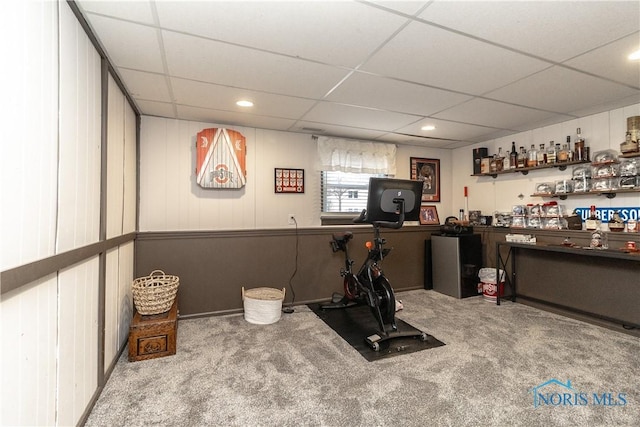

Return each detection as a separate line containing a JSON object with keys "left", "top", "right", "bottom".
{"left": 628, "top": 49, "right": 640, "bottom": 61}
{"left": 421, "top": 125, "right": 436, "bottom": 131}
{"left": 236, "top": 100, "right": 254, "bottom": 107}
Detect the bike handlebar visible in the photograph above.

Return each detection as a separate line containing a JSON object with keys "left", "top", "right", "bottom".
{"left": 352, "top": 199, "right": 406, "bottom": 229}
{"left": 353, "top": 209, "right": 367, "bottom": 223}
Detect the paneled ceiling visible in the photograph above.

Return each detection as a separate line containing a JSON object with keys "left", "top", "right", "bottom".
{"left": 74, "top": 0, "right": 640, "bottom": 148}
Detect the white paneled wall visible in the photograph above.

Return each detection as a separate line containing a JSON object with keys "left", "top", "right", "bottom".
{"left": 0, "top": 0, "right": 59, "bottom": 271}
{"left": 139, "top": 116, "right": 453, "bottom": 231}
{"left": 140, "top": 117, "right": 262, "bottom": 230}
{"left": 103, "top": 242, "right": 135, "bottom": 370}
{"left": 56, "top": 257, "right": 99, "bottom": 426}
{"left": 106, "top": 75, "right": 125, "bottom": 239}
{"left": 1, "top": 2, "right": 137, "bottom": 426}
{"left": 57, "top": 2, "right": 102, "bottom": 252}
{"left": 123, "top": 102, "right": 138, "bottom": 233}
{"left": 452, "top": 103, "right": 640, "bottom": 219}
{"left": 1, "top": 275, "right": 58, "bottom": 427}
{"left": 117, "top": 242, "right": 134, "bottom": 345}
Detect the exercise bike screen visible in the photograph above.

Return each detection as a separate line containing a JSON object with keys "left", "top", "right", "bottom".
{"left": 366, "top": 178, "right": 422, "bottom": 222}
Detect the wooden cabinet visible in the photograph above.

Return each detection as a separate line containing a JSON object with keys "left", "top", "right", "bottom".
{"left": 128, "top": 300, "right": 178, "bottom": 362}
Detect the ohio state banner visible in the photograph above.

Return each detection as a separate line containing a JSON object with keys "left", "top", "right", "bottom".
{"left": 196, "top": 128, "right": 246, "bottom": 189}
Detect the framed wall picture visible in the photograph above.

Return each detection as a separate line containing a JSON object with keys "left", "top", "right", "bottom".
{"left": 275, "top": 168, "right": 304, "bottom": 193}
{"left": 419, "top": 205, "right": 440, "bottom": 225}
{"left": 410, "top": 157, "right": 440, "bottom": 202}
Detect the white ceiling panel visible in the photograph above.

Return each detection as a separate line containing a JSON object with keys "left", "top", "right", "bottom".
{"left": 361, "top": 20, "right": 551, "bottom": 95}
{"left": 433, "top": 98, "right": 563, "bottom": 131}
{"left": 369, "top": 1, "right": 430, "bottom": 16}
{"left": 564, "top": 32, "right": 640, "bottom": 88}
{"left": 162, "top": 31, "right": 349, "bottom": 99}
{"left": 177, "top": 106, "right": 297, "bottom": 131}
{"left": 485, "top": 66, "right": 640, "bottom": 114}
{"left": 74, "top": 0, "right": 640, "bottom": 148}
{"left": 395, "top": 118, "right": 505, "bottom": 142}
{"left": 170, "top": 78, "right": 316, "bottom": 119}
{"left": 155, "top": 0, "right": 409, "bottom": 68}
{"left": 302, "top": 102, "right": 421, "bottom": 131}
{"left": 83, "top": 14, "right": 165, "bottom": 73}
{"left": 76, "top": 0, "right": 155, "bottom": 25}
{"left": 421, "top": 1, "right": 640, "bottom": 63}
{"left": 327, "top": 72, "right": 473, "bottom": 116}
{"left": 136, "top": 100, "right": 176, "bottom": 119}
{"left": 291, "top": 121, "right": 390, "bottom": 142}
{"left": 117, "top": 69, "right": 171, "bottom": 102}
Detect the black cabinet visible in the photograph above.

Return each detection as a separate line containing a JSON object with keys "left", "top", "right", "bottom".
{"left": 431, "top": 234, "right": 483, "bottom": 298}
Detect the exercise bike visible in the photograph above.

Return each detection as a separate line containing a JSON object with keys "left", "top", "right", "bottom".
{"left": 321, "top": 179, "right": 428, "bottom": 351}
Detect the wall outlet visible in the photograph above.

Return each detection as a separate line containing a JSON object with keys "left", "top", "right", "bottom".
{"left": 288, "top": 214, "right": 295, "bottom": 225}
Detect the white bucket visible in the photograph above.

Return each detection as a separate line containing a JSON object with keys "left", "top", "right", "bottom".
{"left": 242, "top": 287, "right": 285, "bottom": 325}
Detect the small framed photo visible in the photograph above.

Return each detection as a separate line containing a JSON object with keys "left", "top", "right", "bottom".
{"left": 275, "top": 168, "right": 304, "bottom": 193}
{"left": 419, "top": 205, "right": 440, "bottom": 225}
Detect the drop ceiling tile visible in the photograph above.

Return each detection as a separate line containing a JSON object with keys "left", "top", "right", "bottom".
{"left": 485, "top": 66, "right": 639, "bottom": 113}
{"left": 156, "top": 1, "right": 408, "bottom": 68}
{"left": 327, "top": 72, "right": 473, "bottom": 116}
{"left": 421, "top": 1, "right": 640, "bottom": 62}
{"left": 177, "top": 105, "right": 297, "bottom": 132}
{"left": 379, "top": 132, "right": 464, "bottom": 148}
{"left": 118, "top": 69, "right": 171, "bottom": 102}
{"left": 162, "top": 31, "right": 349, "bottom": 99}
{"left": 291, "top": 121, "right": 390, "bottom": 141}
{"left": 564, "top": 32, "right": 640, "bottom": 89}
{"left": 170, "top": 78, "right": 315, "bottom": 120}
{"left": 368, "top": 1, "right": 431, "bottom": 16}
{"left": 434, "top": 98, "right": 560, "bottom": 130}
{"left": 76, "top": 0, "right": 155, "bottom": 25}
{"left": 395, "top": 118, "right": 505, "bottom": 142}
{"left": 82, "top": 15, "right": 164, "bottom": 73}
{"left": 361, "top": 21, "right": 550, "bottom": 95}
{"left": 302, "top": 102, "right": 421, "bottom": 132}
{"left": 137, "top": 100, "right": 176, "bottom": 118}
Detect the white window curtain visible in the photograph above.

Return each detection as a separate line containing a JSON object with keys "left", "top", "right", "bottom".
{"left": 316, "top": 136, "right": 397, "bottom": 175}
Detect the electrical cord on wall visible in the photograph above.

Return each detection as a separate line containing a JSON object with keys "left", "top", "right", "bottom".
{"left": 283, "top": 216, "right": 298, "bottom": 314}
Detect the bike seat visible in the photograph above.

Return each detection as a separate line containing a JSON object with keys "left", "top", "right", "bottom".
{"left": 332, "top": 232, "right": 353, "bottom": 244}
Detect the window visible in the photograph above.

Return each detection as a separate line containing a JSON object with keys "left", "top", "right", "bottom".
{"left": 321, "top": 171, "right": 386, "bottom": 213}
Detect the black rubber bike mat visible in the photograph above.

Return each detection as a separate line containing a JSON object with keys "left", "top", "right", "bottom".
{"left": 308, "top": 303, "right": 445, "bottom": 362}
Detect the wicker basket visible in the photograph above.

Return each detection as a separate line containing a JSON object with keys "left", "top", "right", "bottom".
{"left": 132, "top": 270, "right": 179, "bottom": 315}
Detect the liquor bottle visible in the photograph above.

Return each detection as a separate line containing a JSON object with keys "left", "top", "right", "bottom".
{"left": 527, "top": 144, "right": 538, "bottom": 167}
{"left": 509, "top": 142, "right": 517, "bottom": 169}
{"left": 546, "top": 142, "right": 556, "bottom": 164}
{"left": 517, "top": 146, "right": 527, "bottom": 168}
{"left": 537, "top": 143, "right": 546, "bottom": 165}
{"left": 558, "top": 143, "right": 569, "bottom": 162}
{"left": 575, "top": 128, "right": 585, "bottom": 161}
{"left": 502, "top": 147, "right": 510, "bottom": 170}
{"left": 490, "top": 150, "right": 499, "bottom": 173}
{"left": 585, "top": 205, "right": 600, "bottom": 231}
{"left": 566, "top": 136, "right": 574, "bottom": 161}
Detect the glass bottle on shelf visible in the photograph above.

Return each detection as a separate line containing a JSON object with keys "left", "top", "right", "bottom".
{"left": 502, "top": 147, "right": 510, "bottom": 170}
{"left": 546, "top": 142, "right": 556, "bottom": 164}
{"left": 527, "top": 144, "right": 538, "bottom": 167}
{"left": 558, "top": 143, "right": 570, "bottom": 162}
{"left": 537, "top": 143, "right": 546, "bottom": 165}
{"left": 490, "top": 150, "right": 498, "bottom": 173}
{"left": 565, "top": 136, "right": 574, "bottom": 161}
{"left": 509, "top": 142, "right": 517, "bottom": 169}
{"left": 575, "top": 128, "right": 585, "bottom": 161}
{"left": 585, "top": 205, "right": 600, "bottom": 231}
{"left": 517, "top": 146, "right": 527, "bottom": 168}
{"left": 497, "top": 147, "right": 504, "bottom": 171}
